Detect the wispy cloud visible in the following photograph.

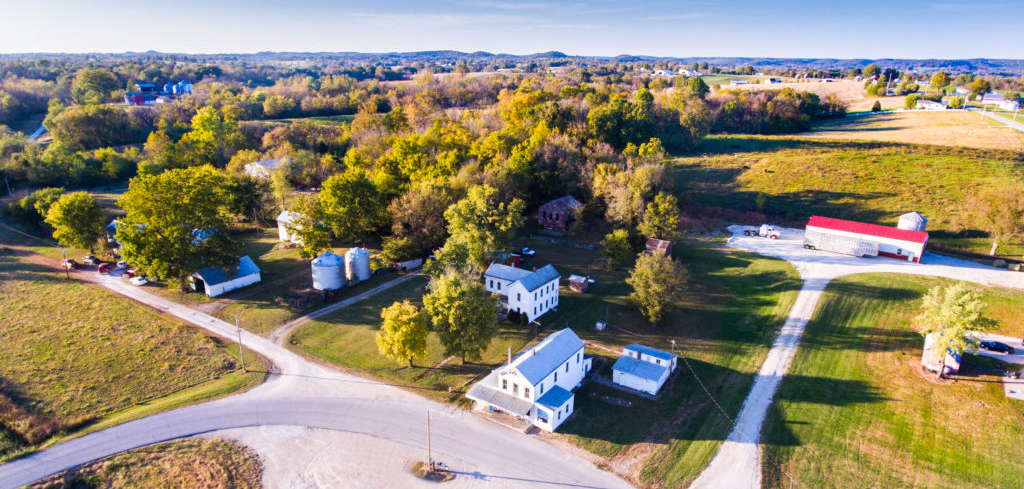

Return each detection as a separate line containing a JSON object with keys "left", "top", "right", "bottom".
{"left": 929, "top": 2, "right": 1009, "bottom": 11}
{"left": 346, "top": 11, "right": 528, "bottom": 28}
{"left": 643, "top": 12, "right": 705, "bottom": 20}
{"left": 455, "top": 1, "right": 550, "bottom": 9}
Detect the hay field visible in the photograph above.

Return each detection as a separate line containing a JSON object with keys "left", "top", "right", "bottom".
{"left": 799, "top": 111, "right": 1024, "bottom": 151}
{"left": 720, "top": 79, "right": 894, "bottom": 111}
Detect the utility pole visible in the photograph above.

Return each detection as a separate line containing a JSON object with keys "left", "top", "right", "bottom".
{"left": 235, "top": 316, "right": 247, "bottom": 372}
{"left": 60, "top": 247, "right": 68, "bottom": 279}
{"left": 426, "top": 411, "right": 432, "bottom": 470}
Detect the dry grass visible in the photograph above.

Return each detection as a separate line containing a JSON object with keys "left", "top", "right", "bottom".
{"left": 800, "top": 111, "right": 1024, "bottom": 151}
{"left": 27, "top": 438, "right": 263, "bottom": 489}
{"left": 720, "top": 79, "right": 892, "bottom": 111}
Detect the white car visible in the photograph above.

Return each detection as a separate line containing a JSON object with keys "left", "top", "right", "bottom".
{"left": 116, "top": 260, "right": 128, "bottom": 268}
{"left": 129, "top": 276, "right": 148, "bottom": 286}
{"left": 520, "top": 247, "right": 536, "bottom": 256}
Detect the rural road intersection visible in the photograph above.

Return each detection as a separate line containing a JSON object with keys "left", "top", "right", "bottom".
{"left": 689, "top": 226, "right": 1024, "bottom": 489}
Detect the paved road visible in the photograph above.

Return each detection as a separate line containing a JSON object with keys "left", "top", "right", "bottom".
{"left": 970, "top": 107, "right": 1024, "bottom": 132}
{"left": 0, "top": 268, "right": 631, "bottom": 489}
{"left": 689, "top": 226, "right": 1024, "bottom": 489}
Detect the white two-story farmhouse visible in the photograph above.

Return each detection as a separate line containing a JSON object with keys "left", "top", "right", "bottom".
{"left": 484, "top": 263, "right": 560, "bottom": 322}
{"left": 466, "top": 328, "right": 592, "bottom": 432}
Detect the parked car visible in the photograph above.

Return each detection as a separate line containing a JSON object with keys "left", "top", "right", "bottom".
{"left": 126, "top": 266, "right": 139, "bottom": 274}
{"left": 82, "top": 255, "right": 100, "bottom": 265}
{"left": 980, "top": 341, "right": 1015, "bottom": 354}
{"left": 116, "top": 260, "right": 128, "bottom": 268}
{"left": 97, "top": 263, "right": 110, "bottom": 274}
{"left": 519, "top": 247, "right": 536, "bottom": 257}
{"left": 129, "top": 275, "right": 149, "bottom": 286}
{"left": 59, "top": 259, "right": 79, "bottom": 269}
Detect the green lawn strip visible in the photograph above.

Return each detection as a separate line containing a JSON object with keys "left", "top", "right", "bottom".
{"left": 542, "top": 241, "right": 799, "bottom": 487}
{"left": 0, "top": 252, "right": 266, "bottom": 461}
{"left": 287, "top": 276, "right": 535, "bottom": 403}
{"left": 761, "top": 273, "right": 1024, "bottom": 489}
{"left": 26, "top": 438, "right": 262, "bottom": 489}
{"left": 675, "top": 135, "right": 1024, "bottom": 256}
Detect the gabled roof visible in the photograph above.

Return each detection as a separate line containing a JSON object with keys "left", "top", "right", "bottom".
{"left": 506, "top": 328, "right": 584, "bottom": 385}
{"left": 276, "top": 210, "right": 301, "bottom": 223}
{"left": 899, "top": 212, "right": 926, "bottom": 223}
{"left": 247, "top": 157, "right": 293, "bottom": 171}
{"left": 539, "top": 195, "right": 583, "bottom": 213}
{"left": 624, "top": 344, "right": 676, "bottom": 362}
{"left": 485, "top": 263, "right": 560, "bottom": 292}
{"left": 806, "top": 215, "right": 928, "bottom": 244}
{"left": 194, "top": 256, "right": 260, "bottom": 286}
{"left": 518, "top": 264, "right": 560, "bottom": 292}
{"left": 536, "top": 385, "right": 573, "bottom": 411}
{"left": 466, "top": 372, "right": 533, "bottom": 416}
{"left": 613, "top": 355, "right": 669, "bottom": 382}
{"left": 485, "top": 263, "right": 533, "bottom": 282}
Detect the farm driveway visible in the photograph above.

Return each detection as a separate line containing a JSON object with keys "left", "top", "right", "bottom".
{"left": 689, "top": 226, "right": 1024, "bottom": 489}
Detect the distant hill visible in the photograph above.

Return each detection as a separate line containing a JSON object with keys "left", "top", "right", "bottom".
{"left": 1, "top": 51, "right": 1022, "bottom": 74}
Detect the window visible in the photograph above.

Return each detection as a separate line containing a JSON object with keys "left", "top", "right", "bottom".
{"left": 489, "top": 280, "right": 493, "bottom": 288}
{"left": 524, "top": 387, "right": 530, "bottom": 398}
{"left": 534, "top": 292, "right": 537, "bottom": 300}
{"left": 554, "top": 372, "right": 558, "bottom": 382}
{"left": 513, "top": 383, "right": 518, "bottom": 396}
{"left": 565, "top": 363, "right": 569, "bottom": 373}
{"left": 656, "top": 359, "right": 661, "bottom": 365}
{"left": 576, "top": 353, "right": 580, "bottom": 363}
{"left": 497, "top": 282, "right": 501, "bottom": 290}
{"left": 557, "top": 411, "right": 561, "bottom": 420}
{"left": 502, "top": 379, "right": 507, "bottom": 390}
{"left": 517, "top": 293, "right": 521, "bottom": 301}
{"left": 539, "top": 383, "right": 544, "bottom": 394}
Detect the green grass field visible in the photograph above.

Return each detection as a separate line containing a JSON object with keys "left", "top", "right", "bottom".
{"left": 0, "top": 250, "right": 266, "bottom": 462}
{"left": 27, "top": 438, "right": 262, "bottom": 489}
{"left": 674, "top": 135, "right": 1024, "bottom": 256}
{"left": 761, "top": 273, "right": 1024, "bottom": 489}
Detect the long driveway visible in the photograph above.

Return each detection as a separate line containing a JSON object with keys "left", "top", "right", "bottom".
{"left": 0, "top": 270, "right": 631, "bottom": 489}
{"left": 970, "top": 107, "right": 1024, "bottom": 132}
{"left": 689, "top": 226, "right": 1024, "bottom": 489}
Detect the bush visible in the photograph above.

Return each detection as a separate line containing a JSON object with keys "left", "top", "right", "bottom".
{"left": 871, "top": 101, "right": 882, "bottom": 112}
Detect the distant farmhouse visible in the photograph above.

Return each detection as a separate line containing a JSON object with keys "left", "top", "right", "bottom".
{"left": 979, "top": 92, "right": 1020, "bottom": 111}
{"left": 244, "top": 157, "right": 294, "bottom": 179}
{"left": 484, "top": 263, "right": 560, "bottom": 322}
{"left": 466, "top": 328, "right": 592, "bottom": 432}
{"left": 916, "top": 99, "right": 947, "bottom": 110}
{"left": 537, "top": 195, "right": 583, "bottom": 231}
{"left": 653, "top": 69, "right": 676, "bottom": 76}
{"left": 124, "top": 80, "right": 193, "bottom": 106}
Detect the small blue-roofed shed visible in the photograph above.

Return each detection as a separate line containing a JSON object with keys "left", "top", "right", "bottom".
{"left": 613, "top": 344, "right": 678, "bottom": 395}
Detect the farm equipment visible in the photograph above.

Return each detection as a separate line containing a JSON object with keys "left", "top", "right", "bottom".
{"left": 744, "top": 224, "right": 780, "bottom": 239}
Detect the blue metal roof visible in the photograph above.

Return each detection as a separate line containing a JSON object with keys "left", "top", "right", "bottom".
{"left": 510, "top": 328, "right": 584, "bottom": 385}
{"left": 536, "top": 385, "right": 573, "bottom": 411}
{"left": 624, "top": 344, "right": 675, "bottom": 362}
{"left": 613, "top": 356, "right": 669, "bottom": 382}
{"left": 518, "top": 264, "right": 560, "bottom": 292}
{"left": 484, "top": 263, "right": 532, "bottom": 282}
{"left": 195, "top": 255, "right": 261, "bottom": 286}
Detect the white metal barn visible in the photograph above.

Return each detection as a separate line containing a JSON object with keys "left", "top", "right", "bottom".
{"left": 276, "top": 210, "right": 302, "bottom": 243}
{"left": 191, "top": 255, "right": 262, "bottom": 297}
{"left": 612, "top": 344, "right": 678, "bottom": 395}
{"left": 804, "top": 215, "right": 928, "bottom": 262}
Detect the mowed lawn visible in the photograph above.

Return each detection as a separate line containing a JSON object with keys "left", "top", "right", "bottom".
{"left": 27, "top": 438, "right": 262, "bottom": 489}
{"left": 0, "top": 251, "right": 266, "bottom": 461}
{"left": 536, "top": 240, "right": 800, "bottom": 487}
{"left": 675, "top": 135, "right": 1024, "bottom": 256}
{"left": 800, "top": 110, "right": 1024, "bottom": 151}
{"left": 287, "top": 276, "right": 536, "bottom": 402}
{"left": 761, "top": 273, "right": 1024, "bottom": 489}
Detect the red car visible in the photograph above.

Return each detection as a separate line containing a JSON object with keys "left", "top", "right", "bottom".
{"left": 97, "top": 263, "right": 110, "bottom": 274}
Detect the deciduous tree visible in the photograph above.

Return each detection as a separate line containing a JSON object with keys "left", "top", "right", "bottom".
{"left": 288, "top": 194, "right": 332, "bottom": 260}
{"left": 423, "top": 271, "right": 499, "bottom": 363}
{"left": 44, "top": 192, "right": 106, "bottom": 253}
{"left": 601, "top": 228, "right": 631, "bottom": 270}
{"left": 639, "top": 192, "right": 681, "bottom": 240}
{"left": 627, "top": 252, "right": 688, "bottom": 324}
{"left": 320, "top": 169, "right": 385, "bottom": 242}
{"left": 116, "top": 166, "right": 240, "bottom": 290}
{"left": 436, "top": 184, "right": 524, "bottom": 270}
{"left": 972, "top": 187, "right": 1024, "bottom": 255}
{"left": 376, "top": 300, "right": 430, "bottom": 367}
{"left": 917, "top": 283, "right": 997, "bottom": 378}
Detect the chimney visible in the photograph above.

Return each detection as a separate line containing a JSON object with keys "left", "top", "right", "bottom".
{"left": 508, "top": 347, "right": 512, "bottom": 365}
{"left": 532, "top": 349, "right": 536, "bottom": 356}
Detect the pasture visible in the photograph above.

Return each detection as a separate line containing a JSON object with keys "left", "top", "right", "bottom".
{"left": 800, "top": 111, "right": 1024, "bottom": 151}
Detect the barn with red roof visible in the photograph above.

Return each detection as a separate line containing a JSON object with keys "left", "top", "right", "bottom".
{"left": 804, "top": 215, "right": 929, "bottom": 262}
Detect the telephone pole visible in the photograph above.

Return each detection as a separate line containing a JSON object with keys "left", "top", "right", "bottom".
{"left": 426, "top": 411, "right": 433, "bottom": 470}
{"left": 235, "top": 316, "right": 247, "bottom": 372}
{"left": 60, "top": 247, "right": 68, "bottom": 279}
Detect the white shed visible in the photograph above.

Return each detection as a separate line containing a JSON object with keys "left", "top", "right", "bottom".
{"left": 276, "top": 210, "right": 302, "bottom": 244}
{"left": 611, "top": 344, "right": 677, "bottom": 395}
{"left": 191, "top": 256, "right": 262, "bottom": 297}
{"left": 244, "top": 157, "right": 293, "bottom": 179}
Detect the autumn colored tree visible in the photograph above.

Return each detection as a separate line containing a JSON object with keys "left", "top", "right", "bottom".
{"left": 377, "top": 300, "right": 430, "bottom": 367}
{"left": 627, "top": 252, "right": 688, "bottom": 324}
{"left": 45, "top": 192, "right": 106, "bottom": 253}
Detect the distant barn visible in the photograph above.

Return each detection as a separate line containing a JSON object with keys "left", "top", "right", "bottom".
{"left": 537, "top": 196, "right": 583, "bottom": 231}
{"left": 644, "top": 238, "right": 673, "bottom": 257}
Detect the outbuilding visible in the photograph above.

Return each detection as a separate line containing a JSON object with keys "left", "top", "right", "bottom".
{"left": 191, "top": 255, "right": 262, "bottom": 297}
{"left": 804, "top": 215, "right": 928, "bottom": 262}
{"left": 612, "top": 344, "right": 678, "bottom": 395}
{"left": 921, "top": 332, "right": 961, "bottom": 375}
{"left": 244, "top": 157, "right": 294, "bottom": 179}
{"left": 537, "top": 196, "right": 583, "bottom": 231}
{"left": 644, "top": 238, "right": 673, "bottom": 257}
{"left": 276, "top": 210, "right": 302, "bottom": 244}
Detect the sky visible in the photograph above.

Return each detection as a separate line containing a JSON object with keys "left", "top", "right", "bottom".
{"left": 1, "top": 0, "right": 1021, "bottom": 59}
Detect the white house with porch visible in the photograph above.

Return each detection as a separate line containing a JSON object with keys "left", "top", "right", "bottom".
{"left": 612, "top": 344, "right": 678, "bottom": 395}
{"left": 484, "top": 263, "right": 560, "bottom": 322}
{"left": 466, "top": 328, "right": 592, "bottom": 432}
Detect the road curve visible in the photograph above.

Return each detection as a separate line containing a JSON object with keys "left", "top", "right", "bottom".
{"left": 690, "top": 226, "right": 1024, "bottom": 489}
{"left": 0, "top": 270, "right": 632, "bottom": 489}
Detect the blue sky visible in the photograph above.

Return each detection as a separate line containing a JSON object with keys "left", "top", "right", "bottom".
{"left": 1, "top": 0, "right": 1020, "bottom": 58}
